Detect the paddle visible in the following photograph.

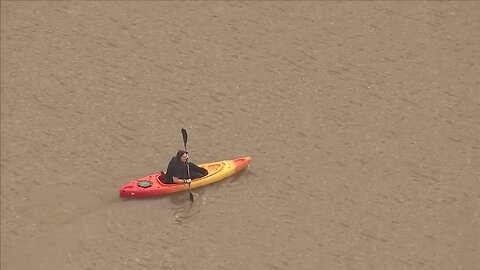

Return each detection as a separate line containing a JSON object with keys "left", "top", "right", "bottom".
{"left": 181, "top": 128, "right": 194, "bottom": 202}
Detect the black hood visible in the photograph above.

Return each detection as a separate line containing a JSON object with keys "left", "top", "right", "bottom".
{"left": 176, "top": 150, "right": 187, "bottom": 160}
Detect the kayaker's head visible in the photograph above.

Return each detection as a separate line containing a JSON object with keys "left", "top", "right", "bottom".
{"left": 176, "top": 150, "right": 189, "bottom": 163}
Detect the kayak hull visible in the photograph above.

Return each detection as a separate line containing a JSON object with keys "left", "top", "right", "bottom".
{"left": 119, "top": 157, "right": 251, "bottom": 198}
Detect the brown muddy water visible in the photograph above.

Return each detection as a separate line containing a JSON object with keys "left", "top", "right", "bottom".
{"left": 1, "top": 2, "right": 479, "bottom": 270}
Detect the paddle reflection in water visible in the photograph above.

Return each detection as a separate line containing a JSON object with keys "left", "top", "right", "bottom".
{"left": 169, "top": 191, "right": 205, "bottom": 224}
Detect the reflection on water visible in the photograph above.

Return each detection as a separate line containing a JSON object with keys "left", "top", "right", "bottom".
{"left": 170, "top": 193, "right": 203, "bottom": 224}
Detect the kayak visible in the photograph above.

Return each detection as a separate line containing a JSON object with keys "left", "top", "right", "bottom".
{"left": 119, "top": 156, "right": 251, "bottom": 198}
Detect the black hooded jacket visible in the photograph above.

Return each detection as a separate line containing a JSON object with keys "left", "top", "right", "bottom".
{"left": 164, "top": 150, "right": 208, "bottom": 184}
{"left": 164, "top": 150, "right": 189, "bottom": 184}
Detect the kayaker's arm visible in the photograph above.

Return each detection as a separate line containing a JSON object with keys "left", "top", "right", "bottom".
{"left": 173, "top": 176, "right": 191, "bottom": 185}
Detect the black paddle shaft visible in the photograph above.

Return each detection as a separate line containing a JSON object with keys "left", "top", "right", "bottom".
{"left": 181, "top": 128, "right": 193, "bottom": 202}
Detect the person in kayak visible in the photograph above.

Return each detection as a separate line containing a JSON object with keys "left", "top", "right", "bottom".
{"left": 164, "top": 150, "right": 208, "bottom": 184}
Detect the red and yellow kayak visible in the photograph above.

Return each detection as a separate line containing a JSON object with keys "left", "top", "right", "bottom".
{"left": 119, "top": 157, "right": 251, "bottom": 198}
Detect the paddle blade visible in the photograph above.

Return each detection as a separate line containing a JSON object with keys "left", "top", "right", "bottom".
{"left": 189, "top": 191, "right": 194, "bottom": 202}
{"left": 181, "top": 128, "right": 188, "bottom": 147}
